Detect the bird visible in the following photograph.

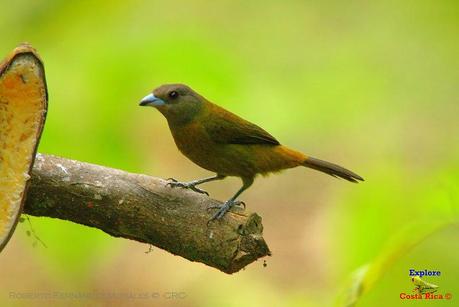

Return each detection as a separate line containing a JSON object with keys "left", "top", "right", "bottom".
{"left": 139, "top": 84, "right": 363, "bottom": 222}
{"left": 411, "top": 276, "right": 439, "bottom": 294}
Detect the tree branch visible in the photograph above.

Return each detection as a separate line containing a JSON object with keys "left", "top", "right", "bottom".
{"left": 23, "top": 154, "right": 270, "bottom": 273}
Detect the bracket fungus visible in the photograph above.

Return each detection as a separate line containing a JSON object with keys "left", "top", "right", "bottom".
{"left": 0, "top": 44, "right": 48, "bottom": 252}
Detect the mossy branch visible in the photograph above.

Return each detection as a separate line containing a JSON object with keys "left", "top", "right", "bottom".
{"left": 23, "top": 153, "right": 270, "bottom": 274}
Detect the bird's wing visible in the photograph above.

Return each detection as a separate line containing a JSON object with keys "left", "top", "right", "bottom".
{"left": 203, "top": 105, "right": 280, "bottom": 145}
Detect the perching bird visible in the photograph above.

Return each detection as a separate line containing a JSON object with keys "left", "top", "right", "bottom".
{"left": 140, "top": 84, "right": 363, "bottom": 221}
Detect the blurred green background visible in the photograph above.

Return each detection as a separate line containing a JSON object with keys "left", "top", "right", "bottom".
{"left": 1, "top": 1, "right": 458, "bottom": 306}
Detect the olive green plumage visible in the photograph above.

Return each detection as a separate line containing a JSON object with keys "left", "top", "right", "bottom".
{"left": 140, "top": 83, "right": 363, "bottom": 220}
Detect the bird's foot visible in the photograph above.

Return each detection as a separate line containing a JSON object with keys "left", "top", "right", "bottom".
{"left": 207, "top": 199, "right": 245, "bottom": 224}
{"left": 166, "top": 178, "right": 209, "bottom": 196}
{"left": 206, "top": 200, "right": 245, "bottom": 212}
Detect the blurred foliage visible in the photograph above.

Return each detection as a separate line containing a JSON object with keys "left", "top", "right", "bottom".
{"left": 0, "top": 1, "right": 458, "bottom": 306}
{"left": 338, "top": 219, "right": 458, "bottom": 306}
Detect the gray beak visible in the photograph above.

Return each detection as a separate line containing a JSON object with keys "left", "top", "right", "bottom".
{"left": 139, "top": 93, "right": 165, "bottom": 106}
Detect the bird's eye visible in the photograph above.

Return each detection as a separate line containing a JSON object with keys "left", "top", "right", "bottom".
{"left": 168, "top": 91, "right": 179, "bottom": 99}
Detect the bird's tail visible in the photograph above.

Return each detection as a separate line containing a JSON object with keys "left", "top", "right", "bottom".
{"left": 302, "top": 157, "right": 364, "bottom": 183}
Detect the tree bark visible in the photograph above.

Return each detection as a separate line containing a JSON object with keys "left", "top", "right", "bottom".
{"left": 23, "top": 154, "right": 270, "bottom": 274}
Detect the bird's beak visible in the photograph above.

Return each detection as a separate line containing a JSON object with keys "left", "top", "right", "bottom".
{"left": 139, "top": 93, "right": 165, "bottom": 107}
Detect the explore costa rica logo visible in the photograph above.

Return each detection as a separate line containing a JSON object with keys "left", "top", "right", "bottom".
{"left": 399, "top": 269, "right": 452, "bottom": 301}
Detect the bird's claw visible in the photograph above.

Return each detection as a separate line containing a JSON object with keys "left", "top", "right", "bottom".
{"left": 206, "top": 200, "right": 245, "bottom": 212}
{"left": 206, "top": 200, "right": 245, "bottom": 211}
{"left": 166, "top": 179, "right": 209, "bottom": 196}
{"left": 237, "top": 201, "right": 246, "bottom": 209}
{"left": 207, "top": 200, "right": 245, "bottom": 225}
{"left": 190, "top": 185, "right": 209, "bottom": 196}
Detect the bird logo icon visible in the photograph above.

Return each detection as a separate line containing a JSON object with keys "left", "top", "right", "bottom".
{"left": 412, "top": 276, "right": 439, "bottom": 295}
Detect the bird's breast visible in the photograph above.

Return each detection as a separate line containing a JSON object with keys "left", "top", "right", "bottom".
{"left": 169, "top": 121, "right": 219, "bottom": 170}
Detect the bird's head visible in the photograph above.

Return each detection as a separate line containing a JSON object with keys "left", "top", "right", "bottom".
{"left": 139, "top": 84, "right": 204, "bottom": 125}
